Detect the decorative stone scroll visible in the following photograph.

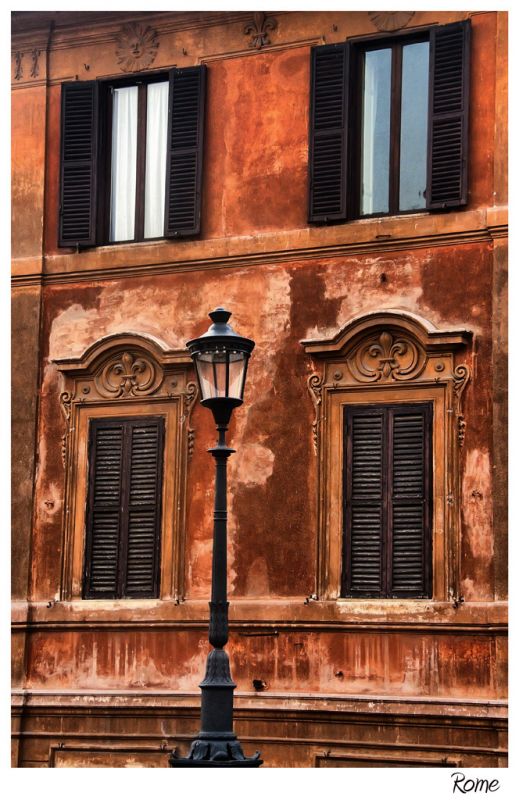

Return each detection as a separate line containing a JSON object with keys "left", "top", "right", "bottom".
{"left": 301, "top": 310, "right": 472, "bottom": 602}
{"left": 54, "top": 332, "right": 197, "bottom": 601}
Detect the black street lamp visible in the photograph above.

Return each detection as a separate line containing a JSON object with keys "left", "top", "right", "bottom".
{"left": 170, "top": 308, "right": 262, "bottom": 768}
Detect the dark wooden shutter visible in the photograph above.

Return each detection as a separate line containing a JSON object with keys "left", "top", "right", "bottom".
{"left": 59, "top": 81, "right": 99, "bottom": 247}
{"left": 389, "top": 406, "right": 432, "bottom": 597}
{"left": 164, "top": 65, "right": 207, "bottom": 238}
{"left": 308, "top": 43, "right": 349, "bottom": 223}
{"left": 83, "top": 417, "right": 164, "bottom": 599}
{"left": 125, "top": 420, "right": 164, "bottom": 598}
{"left": 343, "top": 403, "right": 432, "bottom": 598}
{"left": 426, "top": 20, "right": 471, "bottom": 209}
{"left": 343, "top": 407, "right": 385, "bottom": 597}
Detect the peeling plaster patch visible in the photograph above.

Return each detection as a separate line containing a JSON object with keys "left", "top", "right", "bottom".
{"left": 244, "top": 556, "right": 270, "bottom": 596}
{"left": 461, "top": 448, "right": 493, "bottom": 600}
{"left": 231, "top": 443, "right": 275, "bottom": 488}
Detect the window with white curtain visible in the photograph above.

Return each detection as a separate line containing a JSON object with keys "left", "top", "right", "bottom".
{"left": 108, "top": 77, "right": 169, "bottom": 243}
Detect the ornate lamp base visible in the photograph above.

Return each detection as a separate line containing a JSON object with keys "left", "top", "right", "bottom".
{"left": 170, "top": 735, "right": 262, "bottom": 768}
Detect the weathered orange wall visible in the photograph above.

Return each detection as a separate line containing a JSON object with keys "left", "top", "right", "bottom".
{"left": 12, "top": 9, "right": 507, "bottom": 767}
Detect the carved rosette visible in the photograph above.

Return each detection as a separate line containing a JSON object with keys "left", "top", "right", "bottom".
{"left": 115, "top": 22, "right": 159, "bottom": 72}
{"left": 368, "top": 11, "right": 415, "bottom": 32}
{"left": 348, "top": 330, "right": 427, "bottom": 384}
{"left": 95, "top": 351, "right": 163, "bottom": 398}
{"left": 307, "top": 372, "right": 324, "bottom": 455}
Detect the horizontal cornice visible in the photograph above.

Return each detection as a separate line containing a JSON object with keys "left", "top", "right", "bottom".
{"left": 10, "top": 214, "right": 509, "bottom": 289}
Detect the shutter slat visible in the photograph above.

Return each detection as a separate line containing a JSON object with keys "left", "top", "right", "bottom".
{"left": 164, "top": 66, "right": 206, "bottom": 238}
{"left": 427, "top": 20, "right": 470, "bottom": 209}
{"left": 309, "top": 43, "right": 349, "bottom": 223}
{"left": 59, "top": 81, "right": 98, "bottom": 247}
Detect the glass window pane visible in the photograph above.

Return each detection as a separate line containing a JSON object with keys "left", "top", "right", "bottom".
{"left": 144, "top": 81, "right": 169, "bottom": 239}
{"left": 399, "top": 42, "right": 430, "bottom": 211}
{"left": 361, "top": 48, "right": 391, "bottom": 215}
{"left": 110, "top": 86, "right": 138, "bottom": 242}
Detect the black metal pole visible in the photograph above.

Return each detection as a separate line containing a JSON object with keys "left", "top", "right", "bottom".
{"left": 170, "top": 422, "right": 262, "bottom": 767}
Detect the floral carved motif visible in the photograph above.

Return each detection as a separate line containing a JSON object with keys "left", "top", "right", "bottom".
{"left": 14, "top": 52, "right": 23, "bottom": 80}
{"left": 243, "top": 12, "right": 278, "bottom": 50}
{"left": 115, "top": 23, "right": 159, "bottom": 72}
{"left": 368, "top": 11, "right": 415, "bottom": 32}
{"left": 348, "top": 331, "right": 426, "bottom": 384}
{"left": 30, "top": 49, "right": 40, "bottom": 79}
{"left": 59, "top": 391, "right": 74, "bottom": 468}
{"left": 95, "top": 351, "right": 162, "bottom": 398}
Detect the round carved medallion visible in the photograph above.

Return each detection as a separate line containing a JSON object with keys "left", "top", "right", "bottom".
{"left": 115, "top": 23, "right": 159, "bottom": 73}
{"left": 368, "top": 11, "right": 415, "bottom": 32}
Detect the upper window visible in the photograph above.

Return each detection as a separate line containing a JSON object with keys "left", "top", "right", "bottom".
{"left": 308, "top": 20, "right": 471, "bottom": 223}
{"left": 58, "top": 66, "right": 206, "bottom": 248}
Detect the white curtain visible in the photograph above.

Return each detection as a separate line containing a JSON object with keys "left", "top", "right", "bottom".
{"left": 110, "top": 86, "right": 138, "bottom": 242}
{"left": 144, "top": 81, "right": 169, "bottom": 239}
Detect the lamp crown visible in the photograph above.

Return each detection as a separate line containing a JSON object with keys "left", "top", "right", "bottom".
{"left": 209, "top": 307, "right": 232, "bottom": 326}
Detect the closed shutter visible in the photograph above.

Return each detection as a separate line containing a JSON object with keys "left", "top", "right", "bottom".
{"left": 343, "top": 403, "right": 432, "bottom": 598}
{"left": 426, "top": 20, "right": 471, "bottom": 209}
{"left": 83, "top": 417, "right": 164, "bottom": 599}
{"left": 59, "top": 81, "right": 99, "bottom": 247}
{"left": 308, "top": 43, "right": 349, "bottom": 223}
{"left": 389, "top": 406, "right": 432, "bottom": 597}
{"left": 164, "top": 65, "right": 207, "bottom": 238}
{"left": 343, "top": 407, "right": 385, "bottom": 597}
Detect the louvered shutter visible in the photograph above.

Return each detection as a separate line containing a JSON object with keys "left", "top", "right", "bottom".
{"left": 389, "top": 406, "right": 432, "bottom": 597}
{"left": 84, "top": 421, "right": 124, "bottom": 598}
{"left": 343, "top": 408, "right": 385, "bottom": 597}
{"left": 164, "top": 65, "right": 207, "bottom": 238}
{"left": 124, "top": 419, "right": 164, "bottom": 598}
{"left": 59, "top": 81, "right": 99, "bottom": 247}
{"left": 426, "top": 20, "right": 471, "bottom": 209}
{"left": 308, "top": 43, "right": 349, "bottom": 223}
{"left": 83, "top": 417, "right": 164, "bottom": 599}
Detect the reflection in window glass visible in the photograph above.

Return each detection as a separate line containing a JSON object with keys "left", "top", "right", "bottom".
{"left": 399, "top": 42, "right": 430, "bottom": 211}
{"left": 110, "top": 86, "right": 138, "bottom": 242}
{"left": 361, "top": 48, "right": 391, "bottom": 215}
{"left": 144, "top": 81, "right": 169, "bottom": 239}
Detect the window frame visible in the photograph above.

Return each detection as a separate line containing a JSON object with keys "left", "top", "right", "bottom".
{"left": 96, "top": 71, "right": 170, "bottom": 246}
{"left": 54, "top": 334, "right": 197, "bottom": 602}
{"left": 301, "top": 311, "right": 472, "bottom": 604}
{"left": 349, "top": 29, "right": 431, "bottom": 220}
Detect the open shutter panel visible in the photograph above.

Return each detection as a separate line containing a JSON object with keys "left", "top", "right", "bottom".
{"left": 308, "top": 43, "right": 349, "bottom": 223}
{"left": 164, "top": 65, "right": 207, "bottom": 238}
{"left": 427, "top": 20, "right": 471, "bottom": 209}
{"left": 124, "top": 419, "right": 164, "bottom": 598}
{"left": 343, "top": 408, "right": 385, "bottom": 597}
{"left": 84, "top": 422, "right": 124, "bottom": 598}
{"left": 59, "top": 81, "right": 99, "bottom": 247}
{"left": 389, "top": 406, "right": 432, "bottom": 598}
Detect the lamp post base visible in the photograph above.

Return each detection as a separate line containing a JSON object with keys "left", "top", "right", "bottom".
{"left": 170, "top": 735, "right": 262, "bottom": 767}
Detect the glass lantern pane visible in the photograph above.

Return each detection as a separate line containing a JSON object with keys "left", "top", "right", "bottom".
{"left": 195, "top": 356, "right": 216, "bottom": 401}
{"left": 213, "top": 353, "right": 228, "bottom": 398}
{"left": 228, "top": 353, "right": 247, "bottom": 400}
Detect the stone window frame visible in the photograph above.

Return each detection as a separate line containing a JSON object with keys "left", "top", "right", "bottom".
{"left": 55, "top": 332, "right": 197, "bottom": 602}
{"left": 301, "top": 310, "right": 472, "bottom": 603}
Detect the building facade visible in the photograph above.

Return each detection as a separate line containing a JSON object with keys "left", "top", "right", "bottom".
{"left": 11, "top": 10, "right": 507, "bottom": 768}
